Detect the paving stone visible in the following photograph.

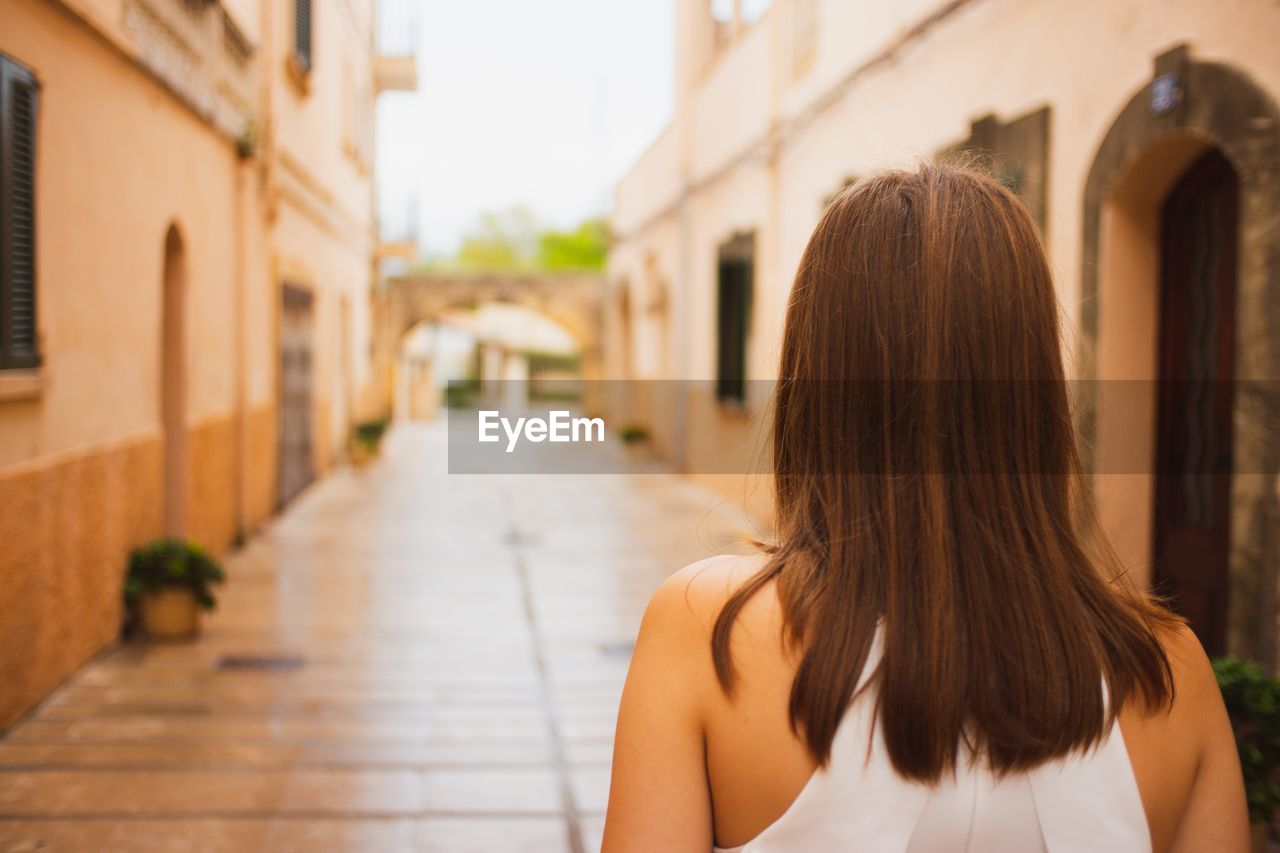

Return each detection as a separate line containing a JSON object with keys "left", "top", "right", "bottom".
{"left": 0, "top": 424, "right": 752, "bottom": 850}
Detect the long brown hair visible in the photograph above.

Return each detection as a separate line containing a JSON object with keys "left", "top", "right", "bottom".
{"left": 712, "top": 162, "right": 1180, "bottom": 782}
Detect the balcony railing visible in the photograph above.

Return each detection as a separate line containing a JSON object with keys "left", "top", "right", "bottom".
{"left": 376, "top": 0, "right": 418, "bottom": 92}
{"left": 377, "top": 192, "right": 419, "bottom": 271}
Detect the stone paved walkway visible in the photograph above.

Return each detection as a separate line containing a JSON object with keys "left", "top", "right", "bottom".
{"left": 0, "top": 423, "right": 754, "bottom": 852}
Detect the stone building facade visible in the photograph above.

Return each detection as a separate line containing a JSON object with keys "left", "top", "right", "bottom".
{"left": 609, "top": 0, "right": 1280, "bottom": 665}
{"left": 0, "top": 0, "right": 413, "bottom": 727}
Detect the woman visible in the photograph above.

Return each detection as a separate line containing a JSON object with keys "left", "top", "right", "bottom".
{"left": 601, "top": 164, "right": 1247, "bottom": 852}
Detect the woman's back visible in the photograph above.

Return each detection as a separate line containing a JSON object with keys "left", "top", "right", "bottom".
{"left": 603, "top": 553, "right": 1245, "bottom": 853}
{"left": 708, "top": 553, "right": 1145, "bottom": 852}
{"left": 601, "top": 166, "right": 1248, "bottom": 852}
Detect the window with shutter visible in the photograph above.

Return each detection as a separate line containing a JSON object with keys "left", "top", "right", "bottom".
{"left": 295, "top": 0, "right": 314, "bottom": 73}
{"left": 1, "top": 54, "right": 40, "bottom": 371}
{"left": 715, "top": 234, "right": 754, "bottom": 405}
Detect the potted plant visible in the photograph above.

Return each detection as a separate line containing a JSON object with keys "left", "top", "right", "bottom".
{"left": 124, "top": 538, "right": 225, "bottom": 641}
{"left": 1213, "top": 656, "right": 1280, "bottom": 851}
{"left": 350, "top": 417, "right": 390, "bottom": 466}
{"left": 619, "top": 423, "right": 652, "bottom": 466}
{"left": 444, "top": 379, "right": 480, "bottom": 410}
{"left": 234, "top": 117, "right": 257, "bottom": 160}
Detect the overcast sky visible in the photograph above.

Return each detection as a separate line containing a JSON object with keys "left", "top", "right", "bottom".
{"left": 375, "top": 1, "right": 675, "bottom": 257}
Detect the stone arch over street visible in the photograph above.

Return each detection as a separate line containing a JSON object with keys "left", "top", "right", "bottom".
{"left": 379, "top": 271, "right": 608, "bottom": 394}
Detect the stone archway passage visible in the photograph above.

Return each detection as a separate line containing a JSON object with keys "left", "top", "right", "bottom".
{"left": 1080, "top": 44, "right": 1280, "bottom": 666}
{"left": 379, "top": 271, "right": 607, "bottom": 402}
{"left": 384, "top": 272, "right": 604, "bottom": 353}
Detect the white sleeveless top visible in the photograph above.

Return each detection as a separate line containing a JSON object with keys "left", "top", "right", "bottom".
{"left": 713, "top": 631, "right": 1151, "bottom": 853}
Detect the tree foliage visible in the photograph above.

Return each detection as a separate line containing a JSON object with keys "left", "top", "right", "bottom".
{"left": 455, "top": 207, "right": 540, "bottom": 270}
{"left": 537, "top": 218, "right": 609, "bottom": 271}
{"left": 450, "top": 208, "right": 608, "bottom": 272}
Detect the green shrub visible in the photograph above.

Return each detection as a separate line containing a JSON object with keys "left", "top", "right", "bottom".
{"left": 1214, "top": 655, "right": 1280, "bottom": 823}
{"left": 125, "top": 538, "right": 226, "bottom": 612}
{"left": 353, "top": 417, "right": 390, "bottom": 452}
{"left": 444, "top": 380, "right": 480, "bottom": 410}
{"left": 619, "top": 424, "right": 651, "bottom": 444}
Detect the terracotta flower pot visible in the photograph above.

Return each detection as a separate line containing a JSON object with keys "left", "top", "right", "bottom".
{"left": 350, "top": 441, "right": 381, "bottom": 467}
{"left": 140, "top": 587, "right": 201, "bottom": 641}
{"left": 623, "top": 440, "right": 652, "bottom": 465}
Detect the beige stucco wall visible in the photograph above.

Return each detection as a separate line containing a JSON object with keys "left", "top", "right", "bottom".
{"left": 611, "top": 0, "right": 1280, "bottom": 564}
{"left": 0, "top": 0, "right": 251, "bottom": 727}
{"left": 619, "top": 0, "right": 1280, "bottom": 371}
{"left": 0, "top": 0, "right": 248, "bottom": 467}
{"left": 264, "top": 0, "right": 380, "bottom": 464}
{"left": 0, "top": 432, "right": 163, "bottom": 729}
{"left": 0, "top": 0, "right": 385, "bottom": 728}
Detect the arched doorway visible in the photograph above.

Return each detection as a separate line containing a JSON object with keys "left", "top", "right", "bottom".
{"left": 162, "top": 225, "right": 187, "bottom": 536}
{"left": 1152, "top": 149, "right": 1238, "bottom": 655}
{"left": 1081, "top": 46, "right": 1280, "bottom": 664}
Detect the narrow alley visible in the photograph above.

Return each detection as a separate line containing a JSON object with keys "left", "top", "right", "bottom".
{"left": 0, "top": 425, "right": 754, "bottom": 852}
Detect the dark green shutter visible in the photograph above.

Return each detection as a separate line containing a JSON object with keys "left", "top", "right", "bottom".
{"left": 295, "top": 0, "right": 313, "bottom": 72}
{"left": 1, "top": 54, "right": 39, "bottom": 370}
{"left": 715, "top": 235, "right": 753, "bottom": 404}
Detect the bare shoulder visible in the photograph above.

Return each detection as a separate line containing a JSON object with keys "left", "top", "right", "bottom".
{"left": 1157, "top": 624, "right": 1222, "bottom": 719}
{"left": 605, "top": 557, "right": 772, "bottom": 852}
{"left": 1120, "top": 623, "right": 1248, "bottom": 853}
{"left": 1121, "top": 624, "right": 1216, "bottom": 741}
{"left": 643, "top": 553, "right": 772, "bottom": 636}
{"left": 623, "top": 553, "right": 771, "bottom": 719}
{"left": 632, "top": 554, "right": 774, "bottom": 694}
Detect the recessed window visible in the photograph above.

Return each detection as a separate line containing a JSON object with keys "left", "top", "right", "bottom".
{"left": 1, "top": 53, "right": 40, "bottom": 371}
{"left": 294, "top": 0, "right": 314, "bottom": 73}
{"left": 715, "top": 234, "right": 754, "bottom": 405}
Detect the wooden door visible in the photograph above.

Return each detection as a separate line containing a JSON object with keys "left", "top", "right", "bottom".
{"left": 1152, "top": 149, "right": 1238, "bottom": 656}
{"left": 278, "top": 285, "right": 315, "bottom": 508}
